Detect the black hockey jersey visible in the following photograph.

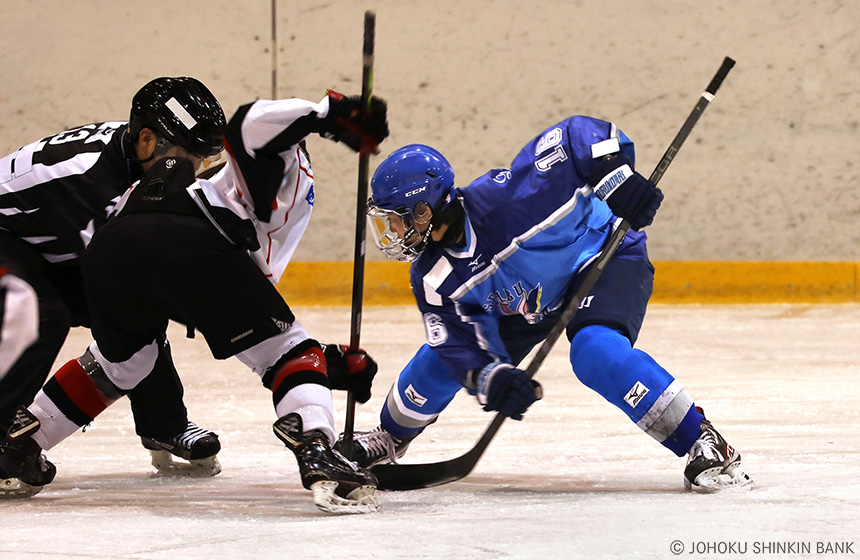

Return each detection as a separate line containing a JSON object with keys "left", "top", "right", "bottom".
{"left": 0, "top": 122, "right": 135, "bottom": 264}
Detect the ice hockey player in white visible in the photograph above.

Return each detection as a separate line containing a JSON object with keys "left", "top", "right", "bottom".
{"left": 0, "top": 89, "right": 389, "bottom": 513}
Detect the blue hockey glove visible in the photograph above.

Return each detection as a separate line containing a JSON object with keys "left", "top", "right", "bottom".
{"left": 323, "top": 344, "right": 378, "bottom": 403}
{"left": 323, "top": 90, "right": 389, "bottom": 154}
{"left": 587, "top": 154, "right": 663, "bottom": 230}
{"left": 476, "top": 363, "right": 542, "bottom": 420}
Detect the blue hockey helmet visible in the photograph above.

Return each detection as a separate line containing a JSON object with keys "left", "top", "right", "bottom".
{"left": 367, "top": 144, "right": 455, "bottom": 261}
{"left": 369, "top": 144, "right": 455, "bottom": 213}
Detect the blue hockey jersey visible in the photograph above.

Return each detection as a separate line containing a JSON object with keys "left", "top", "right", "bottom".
{"left": 409, "top": 116, "right": 648, "bottom": 377}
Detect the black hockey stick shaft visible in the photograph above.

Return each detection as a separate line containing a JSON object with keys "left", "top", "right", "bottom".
{"left": 372, "top": 56, "right": 735, "bottom": 491}
{"left": 342, "top": 11, "right": 376, "bottom": 459}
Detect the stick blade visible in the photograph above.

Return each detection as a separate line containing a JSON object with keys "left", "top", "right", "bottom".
{"left": 372, "top": 413, "right": 505, "bottom": 490}
{"left": 371, "top": 455, "right": 476, "bottom": 491}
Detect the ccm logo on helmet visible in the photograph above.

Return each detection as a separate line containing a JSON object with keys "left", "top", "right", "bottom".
{"left": 404, "top": 186, "right": 427, "bottom": 198}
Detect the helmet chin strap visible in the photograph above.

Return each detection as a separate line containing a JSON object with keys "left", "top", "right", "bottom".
{"left": 428, "top": 197, "right": 465, "bottom": 248}
{"left": 136, "top": 152, "right": 156, "bottom": 165}
{"left": 133, "top": 133, "right": 175, "bottom": 166}
{"left": 414, "top": 223, "right": 435, "bottom": 254}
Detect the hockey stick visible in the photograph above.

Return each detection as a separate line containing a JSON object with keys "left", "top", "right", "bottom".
{"left": 372, "top": 56, "right": 736, "bottom": 491}
{"left": 342, "top": 11, "right": 376, "bottom": 459}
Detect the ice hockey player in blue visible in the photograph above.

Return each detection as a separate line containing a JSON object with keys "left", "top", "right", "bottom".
{"left": 337, "top": 115, "right": 753, "bottom": 491}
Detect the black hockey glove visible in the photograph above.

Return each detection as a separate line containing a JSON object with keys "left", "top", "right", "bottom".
{"left": 322, "top": 89, "right": 389, "bottom": 154}
{"left": 322, "top": 343, "right": 378, "bottom": 403}
{"left": 475, "top": 363, "right": 542, "bottom": 421}
{"left": 587, "top": 154, "right": 663, "bottom": 231}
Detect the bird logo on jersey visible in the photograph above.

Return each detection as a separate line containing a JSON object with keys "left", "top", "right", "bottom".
{"left": 516, "top": 282, "right": 543, "bottom": 324}
{"left": 485, "top": 281, "right": 544, "bottom": 324}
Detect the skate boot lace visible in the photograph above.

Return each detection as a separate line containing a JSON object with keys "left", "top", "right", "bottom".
{"left": 691, "top": 421, "right": 726, "bottom": 463}
{"left": 174, "top": 421, "right": 214, "bottom": 448}
{"left": 330, "top": 447, "right": 362, "bottom": 473}
{"left": 355, "top": 428, "right": 400, "bottom": 464}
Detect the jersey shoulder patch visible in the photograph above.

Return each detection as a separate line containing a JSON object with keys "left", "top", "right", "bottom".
{"left": 420, "top": 256, "right": 453, "bottom": 307}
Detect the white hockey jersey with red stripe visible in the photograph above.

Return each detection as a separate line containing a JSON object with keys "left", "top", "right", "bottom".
{"left": 194, "top": 96, "right": 335, "bottom": 282}
{"left": 112, "top": 96, "right": 335, "bottom": 282}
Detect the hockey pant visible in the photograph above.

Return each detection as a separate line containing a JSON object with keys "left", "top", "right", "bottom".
{"left": 0, "top": 232, "right": 191, "bottom": 440}
{"left": 80, "top": 208, "right": 338, "bottom": 445}
{"left": 380, "top": 327, "right": 703, "bottom": 457}
{"left": 26, "top": 316, "right": 337, "bottom": 451}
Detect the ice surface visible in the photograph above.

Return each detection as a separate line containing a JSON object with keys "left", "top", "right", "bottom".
{"left": 2, "top": 305, "right": 858, "bottom": 559}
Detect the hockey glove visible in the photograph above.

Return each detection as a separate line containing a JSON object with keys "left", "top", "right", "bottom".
{"left": 322, "top": 90, "right": 389, "bottom": 154}
{"left": 587, "top": 154, "right": 663, "bottom": 231}
{"left": 322, "top": 344, "right": 378, "bottom": 403}
{"left": 476, "top": 363, "right": 542, "bottom": 421}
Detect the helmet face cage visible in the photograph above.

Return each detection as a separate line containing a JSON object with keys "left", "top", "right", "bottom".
{"left": 129, "top": 77, "right": 226, "bottom": 158}
{"left": 366, "top": 201, "right": 431, "bottom": 262}
{"left": 367, "top": 144, "right": 454, "bottom": 261}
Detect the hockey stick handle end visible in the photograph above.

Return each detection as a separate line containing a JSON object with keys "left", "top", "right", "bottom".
{"left": 363, "top": 12, "right": 375, "bottom": 58}
{"left": 706, "top": 57, "right": 735, "bottom": 95}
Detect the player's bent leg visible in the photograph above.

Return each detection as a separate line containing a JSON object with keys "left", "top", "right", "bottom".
{"left": 3, "top": 340, "right": 138, "bottom": 499}
{"left": 134, "top": 338, "right": 221, "bottom": 477}
{"left": 0, "top": 278, "right": 71, "bottom": 436}
{"left": 336, "top": 344, "right": 461, "bottom": 468}
{"left": 569, "top": 325, "right": 752, "bottom": 491}
{"left": 29, "top": 344, "right": 135, "bottom": 450}
{"left": 10, "top": 340, "right": 159, "bottom": 497}
{"left": 244, "top": 333, "right": 380, "bottom": 514}
{"left": 569, "top": 325, "right": 701, "bottom": 451}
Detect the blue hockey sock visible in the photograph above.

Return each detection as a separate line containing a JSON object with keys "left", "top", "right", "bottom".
{"left": 379, "top": 344, "right": 462, "bottom": 441}
{"left": 569, "top": 324, "right": 702, "bottom": 456}
{"left": 662, "top": 405, "right": 705, "bottom": 456}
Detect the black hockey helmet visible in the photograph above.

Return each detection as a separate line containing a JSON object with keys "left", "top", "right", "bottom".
{"left": 128, "top": 77, "right": 226, "bottom": 157}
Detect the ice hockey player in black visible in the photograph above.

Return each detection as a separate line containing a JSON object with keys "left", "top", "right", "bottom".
{"left": 2, "top": 89, "right": 389, "bottom": 513}
{"left": 0, "top": 77, "right": 226, "bottom": 489}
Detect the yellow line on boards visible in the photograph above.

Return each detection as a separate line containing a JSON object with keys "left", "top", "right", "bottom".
{"left": 276, "top": 261, "right": 858, "bottom": 306}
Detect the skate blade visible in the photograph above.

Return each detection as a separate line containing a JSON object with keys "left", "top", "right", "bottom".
{"left": 310, "top": 480, "right": 381, "bottom": 514}
{"left": 0, "top": 477, "right": 44, "bottom": 499}
{"left": 686, "top": 462, "right": 753, "bottom": 493}
{"left": 149, "top": 450, "right": 222, "bottom": 478}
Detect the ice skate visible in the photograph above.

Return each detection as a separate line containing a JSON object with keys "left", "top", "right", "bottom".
{"left": 684, "top": 410, "right": 753, "bottom": 492}
{"left": 141, "top": 421, "right": 222, "bottom": 477}
{"left": 273, "top": 413, "right": 380, "bottom": 514}
{"left": 0, "top": 408, "right": 56, "bottom": 499}
{"left": 334, "top": 426, "right": 415, "bottom": 469}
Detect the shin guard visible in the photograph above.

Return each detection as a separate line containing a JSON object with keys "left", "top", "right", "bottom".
{"left": 30, "top": 349, "right": 125, "bottom": 450}
{"left": 263, "top": 341, "right": 335, "bottom": 443}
